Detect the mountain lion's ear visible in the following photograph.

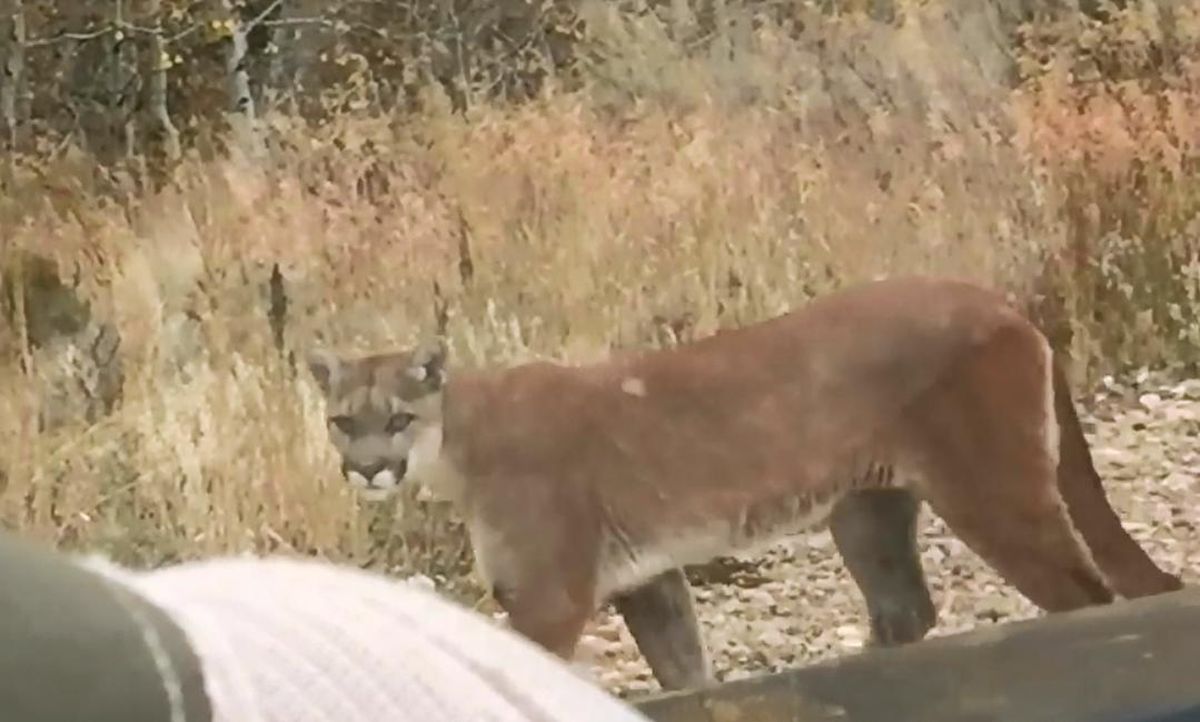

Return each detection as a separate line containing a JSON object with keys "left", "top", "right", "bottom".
{"left": 407, "top": 339, "right": 447, "bottom": 389}
{"left": 306, "top": 349, "right": 343, "bottom": 396}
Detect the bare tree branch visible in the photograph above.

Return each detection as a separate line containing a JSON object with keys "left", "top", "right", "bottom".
{"left": 164, "top": 23, "right": 203, "bottom": 44}
{"left": 261, "top": 16, "right": 394, "bottom": 41}
{"left": 246, "top": 0, "right": 286, "bottom": 31}
{"left": 25, "top": 28, "right": 113, "bottom": 47}
{"left": 261, "top": 16, "right": 332, "bottom": 29}
{"left": 24, "top": 21, "right": 202, "bottom": 48}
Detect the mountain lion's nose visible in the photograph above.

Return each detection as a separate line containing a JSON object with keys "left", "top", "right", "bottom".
{"left": 344, "top": 460, "right": 384, "bottom": 480}
{"left": 362, "top": 462, "right": 387, "bottom": 481}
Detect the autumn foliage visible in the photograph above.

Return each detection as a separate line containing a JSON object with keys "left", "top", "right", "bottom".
{"left": 0, "top": 1, "right": 1196, "bottom": 607}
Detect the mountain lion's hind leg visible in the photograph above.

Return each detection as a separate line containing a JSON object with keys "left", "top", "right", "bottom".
{"left": 613, "top": 567, "right": 712, "bottom": 690}
{"left": 831, "top": 488, "right": 936, "bottom": 646}
{"left": 905, "top": 325, "right": 1114, "bottom": 612}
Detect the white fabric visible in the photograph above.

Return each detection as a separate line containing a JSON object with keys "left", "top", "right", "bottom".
{"left": 83, "top": 555, "right": 650, "bottom": 722}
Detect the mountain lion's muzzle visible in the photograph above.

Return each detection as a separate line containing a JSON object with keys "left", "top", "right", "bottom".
{"left": 342, "top": 457, "right": 409, "bottom": 499}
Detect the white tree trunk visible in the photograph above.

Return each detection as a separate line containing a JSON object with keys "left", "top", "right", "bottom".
{"left": 144, "top": 0, "right": 181, "bottom": 162}
{"left": 1, "top": 0, "right": 25, "bottom": 151}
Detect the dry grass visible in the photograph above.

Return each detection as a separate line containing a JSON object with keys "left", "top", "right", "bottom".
{"left": 0, "top": 2, "right": 1197, "bottom": 616}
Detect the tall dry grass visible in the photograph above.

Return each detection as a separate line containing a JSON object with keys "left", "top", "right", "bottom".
{"left": 0, "top": 2, "right": 1197, "bottom": 603}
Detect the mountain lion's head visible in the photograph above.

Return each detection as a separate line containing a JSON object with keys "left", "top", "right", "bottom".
{"left": 306, "top": 342, "right": 446, "bottom": 501}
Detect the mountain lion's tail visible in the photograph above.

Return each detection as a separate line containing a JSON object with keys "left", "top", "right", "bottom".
{"left": 1051, "top": 362, "right": 1184, "bottom": 599}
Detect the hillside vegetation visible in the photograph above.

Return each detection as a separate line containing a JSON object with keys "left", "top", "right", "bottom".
{"left": 0, "top": 0, "right": 1197, "bottom": 607}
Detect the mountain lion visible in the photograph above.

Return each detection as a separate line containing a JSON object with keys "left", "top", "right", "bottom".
{"left": 307, "top": 276, "right": 1183, "bottom": 691}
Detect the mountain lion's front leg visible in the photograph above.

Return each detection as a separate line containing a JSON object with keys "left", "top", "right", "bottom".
{"left": 831, "top": 488, "right": 937, "bottom": 646}
{"left": 613, "top": 567, "right": 712, "bottom": 691}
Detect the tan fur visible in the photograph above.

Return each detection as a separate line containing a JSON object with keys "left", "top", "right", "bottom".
{"left": 308, "top": 276, "right": 1183, "bottom": 685}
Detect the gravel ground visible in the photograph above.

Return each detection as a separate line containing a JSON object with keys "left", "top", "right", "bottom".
{"left": 571, "top": 371, "right": 1200, "bottom": 697}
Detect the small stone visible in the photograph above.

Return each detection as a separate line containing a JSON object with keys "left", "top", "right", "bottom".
{"left": 403, "top": 573, "right": 436, "bottom": 591}
{"left": 806, "top": 530, "right": 833, "bottom": 549}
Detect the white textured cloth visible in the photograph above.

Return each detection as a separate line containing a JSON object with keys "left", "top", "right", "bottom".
{"left": 83, "top": 555, "right": 650, "bottom": 722}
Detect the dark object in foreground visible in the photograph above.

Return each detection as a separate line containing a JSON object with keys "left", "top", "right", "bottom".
{"left": 632, "top": 587, "right": 1200, "bottom": 722}
{"left": 0, "top": 532, "right": 211, "bottom": 722}
{"left": 1113, "top": 705, "right": 1200, "bottom": 722}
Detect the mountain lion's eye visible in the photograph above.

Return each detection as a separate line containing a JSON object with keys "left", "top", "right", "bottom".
{"left": 329, "top": 415, "right": 356, "bottom": 435}
{"left": 386, "top": 412, "right": 416, "bottom": 434}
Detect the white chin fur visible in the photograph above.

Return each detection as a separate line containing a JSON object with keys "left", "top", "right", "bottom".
{"left": 347, "top": 469, "right": 400, "bottom": 503}
{"left": 371, "top": 468, "right": 399, "bottom": 490}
